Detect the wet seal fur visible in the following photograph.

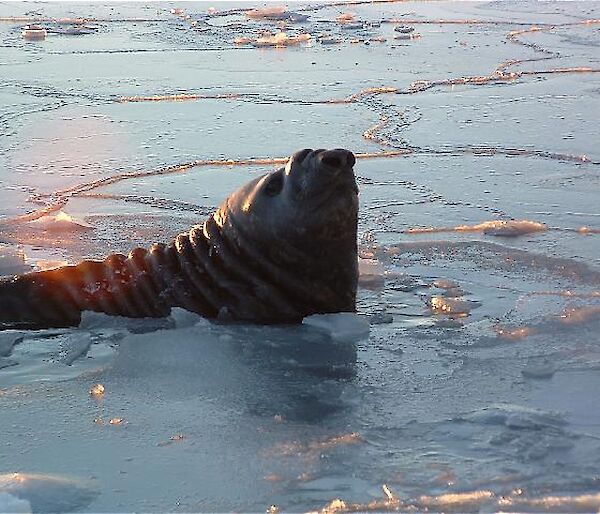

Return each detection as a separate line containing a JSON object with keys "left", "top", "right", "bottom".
{"left": 0, "top": 149, "right": 359, "bottom": 330}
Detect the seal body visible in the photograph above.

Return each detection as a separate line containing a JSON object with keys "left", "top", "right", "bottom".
{"left": 0, "top": 149, "right": 359, "bottom": 330}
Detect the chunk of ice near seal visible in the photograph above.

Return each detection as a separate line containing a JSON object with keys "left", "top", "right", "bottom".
{"left": 0, "top": 248, "right": 29, "bottom": 276}
{"left": 302, "top": 313, "right": 370, "bottom": 342}
{"left": 0, "top": 333, "right": 23, "bottom": 357}
{"left": 28, "top": 211, "right": 93, "bottom": 232}
{"left": 358, "top": 256, "right": 385, "bottom": 287}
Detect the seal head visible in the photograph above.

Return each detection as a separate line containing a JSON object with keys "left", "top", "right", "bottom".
{"left": 215, "top": 148, "right": 359, "bottom": 321}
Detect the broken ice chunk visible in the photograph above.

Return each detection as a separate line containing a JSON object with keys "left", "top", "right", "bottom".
{"left": 302, "top": 313, "right": 370, "bottom": 342}
{"left": 336, "top": 13, "right": 356, "bottom": 24}
{"left": 358, "top": 257, "right": 385, "bottom": 288}
{"left": 0, "top": 332, "right": 23, "bottom": 357}
{"left": 28, "top": 211, "right": 93, "bottom": 232}
{"left": 433, "top": 279, "right": 459, "bottom": 290}
{"left": 0, "top": 247, "right": 30, "bottom": 276}
{"left": 246, "top": 6, "right": 287, "bottom": 20}
{"left": 89, "top": 383, "right": 105, "bottom": 397}
{"left": 481, "top": 220, "right": 546, "bottom": 237}
{"left": 427, "top": 296, "right": 481, "bottom": 316}
{"left": 521, "top": 362, "right": 556, "bottom": 379}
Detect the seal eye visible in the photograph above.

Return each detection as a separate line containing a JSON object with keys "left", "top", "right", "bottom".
{"left": 264, "top": 172, "right": 284, "bottom": 197}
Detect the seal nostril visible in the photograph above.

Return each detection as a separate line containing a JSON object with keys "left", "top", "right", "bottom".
{"left": 346, "top": 151, "right": 355, "bottom": 167}
{"left": 321, "top": 155, "right": 343, "bottom": 169}
{"left": 264, "top": 171, "right": 284, "bottom": 196}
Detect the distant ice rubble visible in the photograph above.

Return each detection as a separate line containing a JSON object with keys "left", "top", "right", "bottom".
{"left": 406, "top": 219, "right": 547, "bottom": 237}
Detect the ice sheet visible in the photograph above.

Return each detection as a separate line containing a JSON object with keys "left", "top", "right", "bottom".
{"left": 1, "top": 1, "right": 599, "bottom": 512}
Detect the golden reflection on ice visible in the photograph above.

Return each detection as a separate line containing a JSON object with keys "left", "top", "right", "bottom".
{"left": 529, "top": 289, "right": 600, "bottom": 299}
{"left": 417, "top": 489, "right": 495, "bottom": 509}
{"left": 89, "top": 383, "right": 105, "bottom": 397}
{"left": 119, "top": 93, "right": 240, "bottom": 103}
{"left": 498, "top": 491, "right": 600, "bottom": 511}
{"left": 254, "top": 32, "right": 312, "bottom": 48}
{"left": 246, "top": 6, "right": 287, "bottom": 20}
{"left": 308, "top": 486, "right": 600, "bottom": 513}
{"left": 157, "top": 434, "right": 186, "bottom": 447}
{"left": 10, "top": 472, "right": 28, "bottom": 484}
{"left": 271, "top": 432, "right": 362, "bottom": 458}
{"left": 494, "top": 325, "right": 536, "bottom": 341}
{"left": 406, "top": 220, "right": 547, "bottom": 237}
{"left": 336, "top": 13, "right": 356, "bottom": 24}
{"left": 428, "top": 297, "right": 474, "bottom": 316}
{"left": 558, "top": 306, "right": 600, "bottom": 325}
{"left": 577, "top": 226, "right": 600, "bottom": 234}
{"left": 35, "top": 259, "right": 69, "bottom": 271}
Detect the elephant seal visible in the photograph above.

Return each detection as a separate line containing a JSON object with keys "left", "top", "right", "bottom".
{"left": 0, "top": 148, "right": 359, "bottom": 330}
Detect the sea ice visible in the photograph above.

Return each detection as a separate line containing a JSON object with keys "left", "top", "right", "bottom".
{"left": 1, "top": 0, "right": 600, "bottom": 510}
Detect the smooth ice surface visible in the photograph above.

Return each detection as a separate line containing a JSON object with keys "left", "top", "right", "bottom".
{"left": 1, "top": 1, "right": 600, "bottom": 512}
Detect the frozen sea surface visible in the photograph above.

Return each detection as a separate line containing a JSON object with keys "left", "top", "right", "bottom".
{"left": 1, "top": 1, "right": 600, "bottom": 512}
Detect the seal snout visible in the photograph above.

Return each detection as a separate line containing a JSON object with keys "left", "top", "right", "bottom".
{"left": 317, "top": 149, "right": 356, "bottom": 172}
